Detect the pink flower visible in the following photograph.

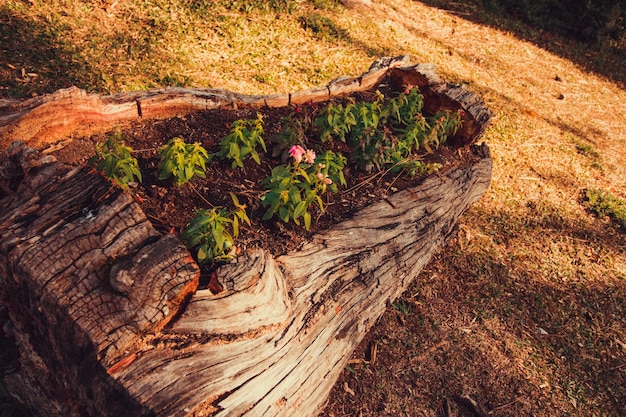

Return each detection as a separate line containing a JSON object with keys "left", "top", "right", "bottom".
{"left": 289, "top": 145, "right": 305, "bottom": 163}
{"left": 404, "top": 84, "right": 414, "bottom": 95}
{"left": 316, "top": 172, "right": 333, "bottom": 185}
{"left": 304, "top": 149, "right": 316, "bottom": 164}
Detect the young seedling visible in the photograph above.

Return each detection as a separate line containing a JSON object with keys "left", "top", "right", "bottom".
{"left": 270, "top": 108, "right": 313, "bottom": 161}
{"left": 386, "top": 84, "right": 424, "bottom": 125}
{"left": 312, "top": 86, "right": 460, "bottom": 174}
{"left": 158, "top": 137, "right": 209, "bottom": 186}
{"left": 314, "top": 101, "right": 357, "bottom": 143}
{"left": 181, "top": 193, "right": 251, "bottom": 266}
{"left": 216, "top": 113, "right": 266, "bottom": 169}
{"left": 91, "top": 131, "right": 142, "bottom": 189}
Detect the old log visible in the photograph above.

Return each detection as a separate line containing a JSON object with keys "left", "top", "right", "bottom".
{"left": 0, "top": 57, "right": 492, "bottom": 417}
{"left": 0, "top": 56, "right": 488, "bottom": 149}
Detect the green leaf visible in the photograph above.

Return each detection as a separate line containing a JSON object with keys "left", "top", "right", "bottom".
{"left": 232, "top": 215, "right": 239, "bottom": 237}
{"left": 197, "top": 246, "right": 207, "bottom": 262}
{"left": 251, "top": 149, "right": 261, "bottom": 165}
{"left": 263, "top": 196, "right": 281, "bottom": 219}
{"left": 293, "top": 200, "right": 307, "bottom": 219}
{"left": 212, "top": 227, "right": 224, "bottom": 250}
{"left": 262, "top": 191, "right": 278, "bottom": 204}
{"left": 299, "top": 169, "right": 311, "bottom": 183}
{"left": 289, "top": 187, "right": 301, "bottom": 204}
{"left": 184, "top": 165, "right": 194, "bottom": 180}
{"left": 315, "top": 195, "right": 324, "bottom": 211}
{"left": 229, "top": 142, "right": 240, "bottom": 161}
{"left": 279, "top": 206, "right": 290, "bottom": 223}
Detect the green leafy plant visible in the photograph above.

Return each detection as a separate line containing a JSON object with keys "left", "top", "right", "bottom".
{"left": 400, "top": 110, "right": 462, "bottom": 154}
{"left": 351, "top": 95, "right": 385, "bottom": 138}
{"left": 181, "top": 193, "right": 251, "bottom": 266}
{"left": 314, "top": 148, "right": 347, "bottom": 193}
{"left": 216, "top": 113, "right": 266, "bottom": 169}
{"left": 158, "top": 137, "right": 209, "bottom": 186}
{"left": 91, "top": 131, "right": 142, "bottom": 189}
{"left": 314, "top": 86, "right": 461, "bottom": 174}
{"left": 398, "top": 159, "right": 443, "bottom": 177}
{"left": 391, "top": 299, "right": 411, "bottom": 315}
{"left": 261, "top": 146, "right": 346, "bottom": 230}
{"left": 583, "top": 188, "right": 626, "bottom": 232}
{"left": 314, "top": 87, "right": 422, "bottom": 145}
{"left": 385, "top": 85, "right": 425, "bottom": 125}
{"left": 314, "top": 101, "right": 358, "bottom": 143}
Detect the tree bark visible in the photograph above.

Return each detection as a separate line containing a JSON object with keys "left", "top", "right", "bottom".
{"left": 0, "top": 57, "right": 492, "bottom": 417}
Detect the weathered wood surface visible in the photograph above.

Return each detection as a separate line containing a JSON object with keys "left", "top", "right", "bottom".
{"left": 148, "top": 145, "right": 491, "bottom": 417}
{"left": 0, "top": 56, "right": 490, "bottom": 149}
{"left": 0, "top": 141, "right": 200, "bottom": 416}
{"left": 0, "top": 57, "right": 493, "bottom": 417}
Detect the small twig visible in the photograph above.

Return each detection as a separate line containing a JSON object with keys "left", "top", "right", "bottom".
{"left": 436, "top": 398, "right": 451, "bottom": 417}
{"left": 42, "top": 140, "right": 70, "bottom": 154}
{"left": 410, "top": 340, "right": 449, "bottom": 363}
{"left": 343, "top": 170, "right": 385, "bottom": 194}
{"left": 367, "top": 341, "right": 377, "bottom": 365}
{"left": 189, "top": 183, "right": 215, "bottom": 208}
{"left": 346, "top": 358, "right": 369, "bottom": 365}
{"left": 452, "top": 395, "right": 489, "bottom": 417}
{"left": 131, "top": 147, "right": 159, "bottom": 153}
{"left": 488, "top": 398, "right": 519, "bottom": 414}
{"left": 385, "top": 170, "right": 404, "bottom": 194}
{"left": 608, "top": 363, "right": 626, "bottom": 371}
{"left": 343, "top": 162, "right": 404, "bottom": 194}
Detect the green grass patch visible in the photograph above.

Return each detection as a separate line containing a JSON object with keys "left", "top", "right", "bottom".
{"left": 574, "top": 141, "right": 600, "bottom": 159}
{"left": 299, "top": 13, "right": 347, "bottom": 41}
{"left": 309, "top": 0, "right": 342, "bottom": 10}
{"left": 574, "top": 140, "right": 603, "bottom": 170}
{"left": 582, "top": 188, "right": 626, "bottom": 232}
{"left": 186, "top": 0, "right": 299, "bottom": 14}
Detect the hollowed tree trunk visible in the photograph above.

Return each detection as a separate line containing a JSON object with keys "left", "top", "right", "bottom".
{"left": 0, "top": 56, "right": 492, "bottom": 417}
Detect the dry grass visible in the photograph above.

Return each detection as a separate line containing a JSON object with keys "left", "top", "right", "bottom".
{"left": 1, "top": 0, "right": 625, "bottom": 415}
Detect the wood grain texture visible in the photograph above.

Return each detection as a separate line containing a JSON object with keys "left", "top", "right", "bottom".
{"left": 0, "top": 58, "right": 492, "bottom": 417}
{"left": 0, "top": 142, "right": 200, "bottom": 416}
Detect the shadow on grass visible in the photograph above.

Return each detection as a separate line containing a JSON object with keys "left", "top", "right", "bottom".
{"left": 0, "top": 6, "right": 107, "bottom": 99}
{"left": 460, "top": 207, "right": 626, "bottom": 412}
{"left": 328, "top": 219, "right": 626, "bottom": 415}
{"left": 417, "top": 0, "right": 626, "bottom": 88}
{"left": 298, "top": 12, "right": 394, "bottom": 58}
